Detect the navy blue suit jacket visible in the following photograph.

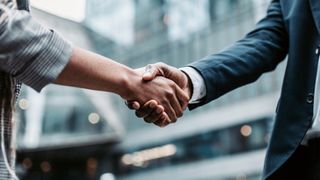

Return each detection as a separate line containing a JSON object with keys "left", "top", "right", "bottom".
{"left": 190, "top": 0, "right": 320, "bottom": 179}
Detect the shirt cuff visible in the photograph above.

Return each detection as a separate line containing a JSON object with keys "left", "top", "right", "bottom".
{"left": 180, "top": 67, "right": 206, "bottom": 104}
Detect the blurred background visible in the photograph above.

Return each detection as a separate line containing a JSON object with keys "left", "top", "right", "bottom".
{"left": 14, "top": 0, "right": 287, "bottom": 179}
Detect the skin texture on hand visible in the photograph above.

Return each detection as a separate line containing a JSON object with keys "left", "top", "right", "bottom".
{"left": 129, "top": 63, "right": 192, "bottom": 127}
{"left": 144, "top": 63, "right": 192, "bottom": 98}
{"left": 127, "top": 99, "right": 169, "bottom": 127}
{"left": 124, "top": 74, "right": 189, "bottom": 123}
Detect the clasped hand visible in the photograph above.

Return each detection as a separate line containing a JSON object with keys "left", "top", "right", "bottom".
{"left": 126, "top": 63, "right": 192, "bottom": 127}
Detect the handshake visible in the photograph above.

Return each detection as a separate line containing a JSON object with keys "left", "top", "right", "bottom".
{"left": 123, "top": 62, "right": 193, "bottom": 127}
{"left": 55, "top": 48, "right": 195, "bottom": 127}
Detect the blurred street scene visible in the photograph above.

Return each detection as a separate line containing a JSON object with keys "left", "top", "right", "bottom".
{"left": 15, "top": 0, "right": 283, "bottom": 179}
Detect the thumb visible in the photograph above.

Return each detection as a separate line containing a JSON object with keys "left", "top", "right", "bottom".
{"left": 143, "top": 64, "right": 160, "bottom": 81}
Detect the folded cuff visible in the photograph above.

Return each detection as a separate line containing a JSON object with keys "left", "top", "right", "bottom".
{"left": 15, "top": 32, "right": 73, "bottom": 92}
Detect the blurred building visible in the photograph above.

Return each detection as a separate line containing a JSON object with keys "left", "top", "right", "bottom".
{"left": 14, "top": 0, "right": 282, "bottom": 180}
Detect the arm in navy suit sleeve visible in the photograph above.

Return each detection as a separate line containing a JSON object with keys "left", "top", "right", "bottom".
{"left": 189, "top": 0, "right": 288, "bottom": 109}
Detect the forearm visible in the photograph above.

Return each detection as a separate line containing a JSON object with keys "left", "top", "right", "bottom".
{"left": 55, "top": 48, "right": 188, "bottom": 121}
{"left": 0, "top": 5, "right": 136, "bottom": 96}
{"left": 55, "top": 47, "right": 137, "bottom": 98}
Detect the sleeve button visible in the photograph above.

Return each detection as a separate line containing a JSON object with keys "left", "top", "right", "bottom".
{"left": 307, "top": 93, "right": 314, "bottom": 104}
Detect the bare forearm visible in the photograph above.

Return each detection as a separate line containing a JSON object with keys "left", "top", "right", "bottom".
{"left": 55, "top": 47, "right": 136, "bottom": 97}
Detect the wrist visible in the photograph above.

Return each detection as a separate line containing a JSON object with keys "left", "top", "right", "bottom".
{"left": 118, "top": 68, "right": 141, "bottom": 100}
{"left": 182, "top": 71, "right": 193, "bottom": 100}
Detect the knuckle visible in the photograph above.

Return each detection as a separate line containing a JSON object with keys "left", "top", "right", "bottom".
{"left": 150, "top": 112, "right": 159, "bottom": 119}
{"left": 156, "top": 62, "right": 165, "bottom": 67}
{"left": 135, "top": 111, "right": 144, "bottom": 118}
{"left": 169, "top": 81, "right": 176, "bottom": 88}
{"left": 177, "top": 111, "right": 183, "bottom": 118}
{"left": 165, "top": 90, "right": 174, "bottom": 98}
{"left": 144, "top": 108, "right": 152, "bottom": 114}
{"left": 171, "top": 118, "right": 177, "bottom": 123}
{"left": 148, "top": 116, "right": 158, "bottom": 123}
{"left": 169, "top": 115, "right": 177, "bottom": 122}
{"left": 154, "top": 121, "right": 162, "bottom": 127}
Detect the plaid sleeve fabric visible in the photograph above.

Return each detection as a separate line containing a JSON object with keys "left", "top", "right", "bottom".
{"left": 0, "top": 0, "right": 73, "bottom": 92}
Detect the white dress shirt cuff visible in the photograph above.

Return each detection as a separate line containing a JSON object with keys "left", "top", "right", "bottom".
{"left": 180, "top": 67, "right": 207, "bottom": 104}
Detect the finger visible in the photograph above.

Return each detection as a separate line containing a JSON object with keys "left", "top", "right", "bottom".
{"left": 154, "top": 120, "right": 163, "bottom": 127}
{"left": 175, "top": 85, "right": 190, "bottom": 111}
{"left": 143, "top": 64, "right": 161, "bottom": 81}
{"left": 161, "top": 119, "right": 171, "bottom": 127}
{"left": 156, "top": 104, "right": 165, "bottom": 114}
{"left": 126, "top": 101, "right": 139, "bottom": 110}
{"left": 132, "top": 101, "right": 140, "bottom": 110}
{"left": 168, "top": 84, "right": 184, "bottom": 119}
{"left": 160, "top": 112, "right": 171, "bottom": 127}
{"left": 143, "top": 62, "right": 177, "bottom": 82}
{"left": 143, "top": 109, "right": 157, "bottom": 123}
{"left": 143, "top": 105, "right": 164, "bottom": 123}
{"left": 154, "top": 62, "right": 173, "bottom": 79}
{"left": 135, "top": 110, "right": 146, "bottom": 118}
{"left": 135, "top": 100, "right": 158, "bottom": 118}
{"left": 154, "top": 112, "right": 170, "bottom": 127}
{"left": 162, "top": 100, "right": 177, "bottom": 123}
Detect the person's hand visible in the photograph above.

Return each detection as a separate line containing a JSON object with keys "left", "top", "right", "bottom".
{"left": 127, "top": 99, "right": 170, "bottom": 127}
{"left": 126, "top": 68, "right": 169, "bottom": 126}
{"left": 122, "top": 68, "right": 189, "bottom": 125}
{"left": 128, "top": 63, "right": 192, "bottom": 126}
{"left": 144, "top": 63, "right": 192, "bottom": 97}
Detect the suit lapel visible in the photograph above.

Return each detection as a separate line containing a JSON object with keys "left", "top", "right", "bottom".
{"left": 309, "top": 0, "right": 320, "bottom": 34}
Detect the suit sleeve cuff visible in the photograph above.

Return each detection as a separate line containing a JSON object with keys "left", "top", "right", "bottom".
{"left": 180, "top": 67, "right": 207, "bottom": 104}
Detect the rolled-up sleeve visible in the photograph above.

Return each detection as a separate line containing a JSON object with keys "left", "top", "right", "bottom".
{"left": 0, "top": 5, "right": 72, "bottom": 92}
